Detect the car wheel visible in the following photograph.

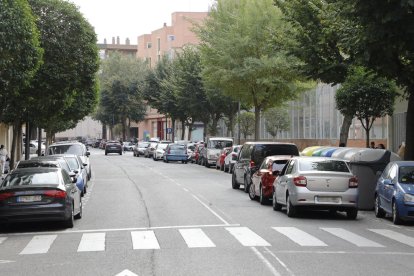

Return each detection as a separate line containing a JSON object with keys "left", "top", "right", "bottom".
{"left": 105, "top": 152, "right": 108, "bottom": 155}
{"left": 119, "top": 151, "right": 122, "bottom": 155}
{"left": 392, "top": 200, "right": 403, "bottom": 225}
{"left": 248, "top": 183, "right": 256, "bottom": 200}
{"left": 346, "top": 208, "right": 358, "bottom": 220}
{"left": 286, "top": 194, "right": 297, "bottom": 217}
{"left": 205, "top": 160, "right": 210, "bottom": 168}
{"left": 259, "top": 185, "right": 269, "bottom": 205}
{"left": 374, "top": 194, "right": 386, "bottom": 218}
{"left": 221, "top": 163, "right": 225, "bottom": 171}
{"left": 232, "top": 172, "right": 240, "bottom": 189}
{"left": 272, "top": 190, "right": 282, "bottom": 211}
{"left": 83, "top": 185, "right": 87, "bottom": 195}
{"left": 243, "top": 176, "right": 250, "bottom": 193}
{"left": 64, "top": 203, "right": 74, "bottom": 228}
{"left": 75, "top": 201, "right": 82, "bottom": 220}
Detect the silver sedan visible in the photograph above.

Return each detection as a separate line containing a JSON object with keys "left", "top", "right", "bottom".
{"left": 272, "top": 157, "right": 358, "bottom": 219}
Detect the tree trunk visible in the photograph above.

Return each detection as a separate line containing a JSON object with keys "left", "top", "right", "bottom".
{"left": 102, "top": 124, "right": 107, "bottom": 139}
{"left": 37, "top": 128, "right": 42, "bottom": 156}
{"left": 405, "top": 91, "right": 414, "bottom": 160}
{"left": 10, "top": 121, "right": 18, "bottom": 169}
{"left": 171, "top": 118, "right": 176, "bottom": 143}
{"left": 17, "top": 125, "right": 22, "bottom": 162}
{"left": 187, "top": 122, "right": 193, "bottom": 141}
{"left": 339, "top": 114, "right": 353, "bottom": 146}
{"left": 181, "top": 120, "right": 185, "bottom": 140}
{"left": 254, "top": 107, "right": 261, "bottom": 141}
{"left": 365, "top": 117, "right": 370, "bottom": 148}
{"left": 202, "top": 120, "right": 208, "bottom": 141}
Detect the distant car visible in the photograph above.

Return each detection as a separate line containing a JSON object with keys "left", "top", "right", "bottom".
{"left": 144, "top": 142, "right": 158, "bottom": 158}
{"left": 375, "top": 161, "right": 414, "bottom": 224}
{"left": 163, "top": 144, "right": 188, "bottom": 163}
{"left": 0, "top": 167, "right": 82, "bottom": 228}
{"left": 23, "top": 140, "right": 46, "bottom": 155}
{"left": 202, "top": 137, "right": 233, "bottom": 168}
{"left": 273, "top": 157, "right": 358, "bottom": 219}
{"left": 105, "top": 141, "right": 122, "bottom": 155}
{"left": 123, "top": 142, "right": 134, "bottom": 151}
{"left": 93, "top": 139, "right": 102, "bottom": 148}
{"left": 193, "top": 144, "right": 205, "bottom": 164}
{"left": 99, "top": 139, "right": 107, "bottom": 149}
{"left": 133, "top": 142, "right": 149, "bottom": 157}
{"left": 224, "top": 145, "right": 241, "bottom": 173}
{"left": 215, "top": 147, "right": 231, "bottom": 171}
{"left": 153, "top": 143, "right": 170, "bottom": 161}
{"left": 249, "top": 155, "right": 291, "bottom": 205}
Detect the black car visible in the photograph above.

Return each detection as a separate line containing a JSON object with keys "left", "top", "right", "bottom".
{"left": 0, "top": 167, "right": 82, "bottom": 228}
{"left": 232, "top": 142, "right": 299, "bottom": 192}
{"left": 105, "top": 141, "right": 122, "bottom": 155}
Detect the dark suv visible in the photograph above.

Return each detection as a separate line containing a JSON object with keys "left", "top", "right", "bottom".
{"left": 232, "top": 142, "right": 299, "bottom": 192}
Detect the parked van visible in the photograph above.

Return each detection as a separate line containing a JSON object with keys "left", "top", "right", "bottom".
{"left": 232, "top": 142, "right": 299, "bottom": 192}
{"left": 203, "top": 137, "right": 233, "bottom": 167}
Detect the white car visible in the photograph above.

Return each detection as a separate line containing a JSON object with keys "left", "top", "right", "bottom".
{"left": 153, "top": 143, "right": 169, "bottom": 161}
{"left": 224, "top": 145, "right": 241, "bottom": 173}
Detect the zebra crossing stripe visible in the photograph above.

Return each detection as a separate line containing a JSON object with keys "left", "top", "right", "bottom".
{"left": 369, "top": 229, "right": 414, "bottom": 247}
{"left": 20, "top": 235, "right": 57, "bottom": 255}
{"left": 131, "top": 231, "right": 160, "bottom": 250}
{"left": 0, "top": 237, "right": 7, "bottom": 245}
{"left": 273, "top": 227, "right": 327, "bottom": 247}
{"left": 226, "top": 227, "right": 271, "bottom": 247}
{"left": 179, "top": 228, "right": 216, "bottom": 248}
{"left": 321, "top": 228, "right": 384, "bottom": 247}
{"left": 77, "top": 233, "right": 105, "bottom": 252}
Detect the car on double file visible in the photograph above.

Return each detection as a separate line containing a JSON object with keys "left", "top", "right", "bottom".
{"left": 105, "top": 141, "right": 123, "bottom": 155}
{"left": 153, "top": 143, "right": 170, "bottom": 161}
{"left": 203, "top": 137, "right": 233, "bottom": 168}
{"left": 133, "top": 142, "right": 150, "bottom": 157}
{"left": 163, "top": 144, "right": 188, "bottom": 163}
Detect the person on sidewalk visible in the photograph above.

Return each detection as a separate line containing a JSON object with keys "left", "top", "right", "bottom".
{"left": 0, "top": 145, "right": 8, "bottom": 175}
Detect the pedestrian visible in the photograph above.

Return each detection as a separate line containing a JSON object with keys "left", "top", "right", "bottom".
{"left": 370, "top": 141, "right": 376, "bottom": 149}
{"left": 0, "top": 145, "right": 8, "bottom": 175}
{"left": 377, "top": 143, "right": 386, "bottom": 149}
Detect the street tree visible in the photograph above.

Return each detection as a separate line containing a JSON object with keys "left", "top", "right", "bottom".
{"left": 335, "top": 67, "right": 398, "bottom": 148}
{"left": 0, "top": 0, "right": 43, "bottom": 165}
{"left": 263, "top": 107, "right": 290, "bottom": 140}
{"left": 274, "top": 0, "right": 355, "bottom": 146}
{"left": 197, "top": 0, "right": 305, "bottom": 140}
{"left": 328, "top": 0, "right": 414, "bottom": 159}
{"left": 237, "top": 112, "right": 255, "bottom": 140}
{"left": 27, "top": 0, "right": 99, "bottom": 145}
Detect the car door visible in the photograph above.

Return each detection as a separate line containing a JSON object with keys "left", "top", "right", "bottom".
{"left": 234, "top": 144, "right": 251, "bottom": 184}
{"left": 276, "top": 159, "right": 295, "bottom": 205}
{"left": 62, "top": 170, "right": 80, "bottom": 213}
{"left": 382, "top": 164, "right": 398, "bottom": 213}
{"left": 376, "top": 163, "right": 391, "bottom": 211}
{"left": 252, "top": 159, "right": 266, "bottom": 195}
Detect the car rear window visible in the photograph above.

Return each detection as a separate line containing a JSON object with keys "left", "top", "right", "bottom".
{"left": 208, "top": 140, "right": 233, "bottom": 149}
{"left": 399, "top": 166, "right": 414, "bottom": 184}
{"left": 17, "top": 162, "right": 59, "bottom": 169}
{"left": 2, "top": 171, "right": 60, "bottom": 187}
{"left": 299, "top": 160, "right": 350, "bottom": 172}
{"left": 170, "top": 144, "right": 186, "bottom": 150}
{"left": 252, "top": 144, "right": 299, "bottom": 165}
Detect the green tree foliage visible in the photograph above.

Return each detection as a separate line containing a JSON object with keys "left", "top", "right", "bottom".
{"left": 237, "top": 112, "right": 255, "bottom": 139}
{"left": 335, "top": 67, "right": 398, "bottom": 148}
{"left": 329, "top": 0, "right": 414, "bottom": 159}
{"left": 197, "top": 0, "right": 305, "bottom": 140}
{"left": 96, "top": 52, "right": 148, "bottom": 140}
{"left": 263, "top": 107, "right": 290, "bottom": 140}
{"left": 27, "top": 0, "right": 99, "bottom": 141}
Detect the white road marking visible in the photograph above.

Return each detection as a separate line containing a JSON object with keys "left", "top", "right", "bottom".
{"left": 263, "top": 247, "right": 295, "bottom": 276}
{"left": 131, "top": 231, "right": 160, "bottom": 250}
{"left": 0, "top": 237, "right": 7, "bottom": 244}
{"left": 77, "top": 233, "right": 105, "bottom": 252}
{"left": 179, "top": 228, "right": 216, "bottom": 248}
{"left": 226, "top": 227, "right": 271, "bottom": 247}
{"left": 251, "top": 247, "right": 280, "bottom": 276}
{"left": 183, "top": 188, "right": 189, "bottom": 192}
{"left": 273, "top": 227, "right": 327, "bottom": 247}
{"left": 114, "top": 269, "right": 139, "bottom": 276}
{"left": 20, "top": 235, "right": 57, "bottom": 255}
{"left": 321, "top": 228, "right": 384, "bottom": 247}
{"left": 0, "top": 260, "right": 15, "bottom": 264}
{"left": 369, "top": 229, "right": 414, "bottom": 247}
{"left": 192, "top": 195, "right": 230, "bottom": 225}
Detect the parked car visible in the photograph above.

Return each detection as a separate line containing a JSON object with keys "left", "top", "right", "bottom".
{"left": 272, "top": 157, "right": 358, "bottom": 219}
{"left": 23, "top": 140, "right": 46, "bottom": 155}
{"left": 153, "top": 143, "right": 170, "bottom": 161}
{"left": 48, "top": 141, "right": 91, "bottom": 180}
{"left": 29, "top": 156, "right": 72, "bottom": 175}
{"left": 123, "top": 142, "right": 134, "bottom": 151}
{"left": 99, "top": 139, "right": 107, "bottom": 149}
{"left": 63, "top": 155, "right": 88, "bottom": 196}
{"left": 224, "top": 145, "right": 241, "bottom": 173}
{"left": 375, "top": 161, "right": 414, "bottom": 224}
{"left": 144, "top": 141, "right": 159, "bottom": 158}
{"left": 105, "top": 141, "right": 122, "bottom": 155}
{"left": 0, "top": 167, "right": 82, "bottom": 228}
{"left": 193, "top": 144, "right": 205, "bottom": 164}
{"left": 163, "top": 144, "right": 188, "bottom": 163}
{"left": 249, "top": 155, "right": 291, "bottom": 205}
{"left": 93, "top": 138, "right": 102, "bottom": 148}
{"left": 215, "top": 147, "right": 231, "bottom": 171}
{"left": 133, "top": 142, "right": 150, "bottom": 157}
{"left": 202, "top": 137, "right": 233, "bottom": 168}
{"left": 232, "top": 142, "right": 299, "bottom": 192}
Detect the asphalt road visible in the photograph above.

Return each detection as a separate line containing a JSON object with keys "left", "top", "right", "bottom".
{"left": 1, "top": 148, "right": 414, "bottom": 276}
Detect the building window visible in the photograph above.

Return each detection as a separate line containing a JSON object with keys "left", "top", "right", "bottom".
{"left": 147, "top": 42, "right": 152, "bottom": 49}
{"left": 157, "top": 38, "right": 160, "bottom": 51}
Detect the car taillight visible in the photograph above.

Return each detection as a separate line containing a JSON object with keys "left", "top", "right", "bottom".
{"left": 349, "top": 177, "right": 358, "bottom": 188}
{"left": 0, "top": 192, "right": 14, "bottom": 201}
{"left": 249, "top": 160, "right": 255, "bottom": 169}
{"left": 293, "top": 176, "right": 307, "bottom": 187}
{"left": 44, "top": 190, "right": 67, "bottom": 198}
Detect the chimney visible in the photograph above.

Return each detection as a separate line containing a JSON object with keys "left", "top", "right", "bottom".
{"left": 104, "top": 38, "right": 107, "bottom": 44}
{"left": 117, "top": 36, "right": 120, "bottom": 44}
{"left": 126, "top": 38, "right": 130, "bottom": 45}
{"left": 163, "top": 22, "right": 167, "bottom": 27}
{"left": 112, "top": 37, "right": 115, "bottom": 44}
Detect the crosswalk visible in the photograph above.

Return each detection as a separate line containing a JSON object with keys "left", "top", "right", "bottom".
{"left": 1, "top": 226, "right": 414, "bottom": 255}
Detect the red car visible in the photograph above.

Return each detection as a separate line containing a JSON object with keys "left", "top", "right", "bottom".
{"left": 249, "top": 155, "right": 291, "bottom": 205}
{"left": 194, "top": 144, "right": 205, "bottom": 164}
{"left": 215, "top": 147, "right": 231, "bottom": 171}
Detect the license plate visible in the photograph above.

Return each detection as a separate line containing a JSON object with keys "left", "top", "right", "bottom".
{"left": 315, "top": 196, "right": 341, "bottom": 204}
{"left": 110, "top": 147, "right": 117, "bottom": 149}
{"left": 17, "top": 195, "right": 42, "bottom": 203}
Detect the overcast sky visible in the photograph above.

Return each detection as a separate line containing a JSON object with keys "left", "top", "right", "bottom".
{"left": 68, "top": 0, "right": 214, "bottom": 44}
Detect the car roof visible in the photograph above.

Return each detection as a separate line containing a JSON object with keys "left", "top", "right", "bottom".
{"left": 292, "top": 156, "right": 346, "bottom": 162}
{"left": 243, "top": 142, "right": 297, "bottom": 146}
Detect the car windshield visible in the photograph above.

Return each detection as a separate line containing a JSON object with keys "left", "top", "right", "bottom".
{"left": 170, "top": 144, "right": 186, "bottom": 150}
{"left": 209, "top": 140, "right": 233, "bottom": 149}
{"left": 299, "top": 160, "right": 350, "bottom": 172}
{"left": 158, "top": 144, "right": 169, "bottom": 150}
{"left": 138, "top": 143, "right": 149, "bottom": 148}
{"left": 2, "top": 171, "right": 60, "bottom": 187}
{"left": 48, "top": 144, "right": 83, "bottom": 155}
{"left": 65, "top": 157, "right": 80, "bottom": 171}
{"left": 399, "top": 166, "right": 414, "bottom": 184}
{"left": 17, "top": 161, "right": 59, "bottom": 169}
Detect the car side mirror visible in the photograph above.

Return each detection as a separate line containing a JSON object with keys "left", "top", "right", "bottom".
{"left": 86, "top": 151, "right": 90, "bottom": 157}
{"left": 69, "top": 172, "right": 77, "bottom": 183}
{"left": 83, "top": 163, "right": 87, "bottom": 167}
{"left": 272, "top": 170, "right": 280, "bottom": 176}
{"left": 383, "top": 179, "right": 393, "bottom": 185}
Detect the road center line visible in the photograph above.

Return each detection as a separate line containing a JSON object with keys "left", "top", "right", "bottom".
{"left": 192, "top": 194, "right": 230, "bottom": 225}
{"left": 264, "top": 247, "right": 295, "bottom": 276}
